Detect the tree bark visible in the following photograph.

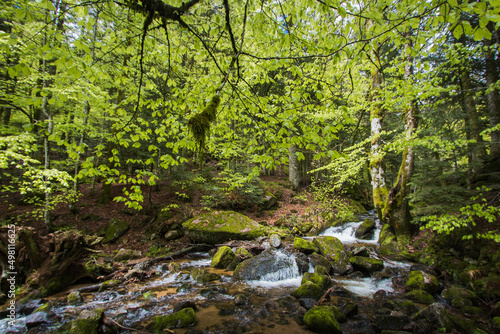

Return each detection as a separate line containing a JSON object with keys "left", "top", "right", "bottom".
{"left": 288, "top": 143, "right": 300, "bottom": 189}
{"left": 485, "top": 25, "right": 500, "bottom": 159}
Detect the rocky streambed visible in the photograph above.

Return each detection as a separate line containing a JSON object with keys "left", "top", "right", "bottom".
{"left": 1, "top": 212, "right": 499, "bottom": 333}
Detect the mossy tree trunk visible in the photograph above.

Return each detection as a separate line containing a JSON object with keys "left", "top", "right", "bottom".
{"left": 369, "top": 55, "right": 388, "bottom": 220}
{"left": 485, "top": 25, "right": 500, "bottom": 160}
{"left": 289, "top": 142, "right": 300, "bottom": 189}
{"left": 383, "top": 38, "right": 417, "bottom": 240}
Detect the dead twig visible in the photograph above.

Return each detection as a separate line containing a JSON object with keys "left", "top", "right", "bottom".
{"left": 315, "top": 288, "right": 332, "bottom": 306}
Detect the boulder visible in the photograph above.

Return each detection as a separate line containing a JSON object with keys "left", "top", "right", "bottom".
{"left": 301, "top": 272, "right": 332, "bottom": 290}
{"left": 355, "top": 219, "right": 376, "bottom": 239}
{"left": 309, "top": 253, "right": 333, "bottom": 274}
{"left": 372, "top": 314, "right": 411, "bottom": 331}
{"left": 182, "top": 211, "right": 265, "bottom": 244}
{"left": 378, "top": 224, "right": 400, "bottom": 259}
{"left": 404, "top": 289, "right": 434, "bottom": 304}
{"left": 260, "top": 191, "right": 278, "bottom": 210}
{"left": 291, "top": 282, "right": 324, "bottom": 300}
{"left": 211, "top": 246, "right": 239, "bottom": 269}
{"left": 233, "top": 249, "right": 300, "bottom": 281}
{"left": 114, "top": 248, "right": 142, "bottom": 261}
{"left": 191, "top": 268, "right": 221, "bottom": 283}
{"left": 269, "top": 233, "right": 281, "bottom": 248}
{"left": 294, "top": 237, "right": 320, "bottom": 254}
{"left": 103, "top": 218, "right": 129, "bottom": 244}
{"left": 164, "top": 229, "right": 184, "bottom": 241}
{"left": 412, "top": 302, "right": 476, "bottom": 334}
{"left": 406, "top": 270, "right": 438, "bottom": 294}
{"left": 25, "top": 311, "right": 55, "bottom": 329}
{"left": 441, "top": 285, "right": 477, "bottom": 307}
{"left": 69, "top": 309, "right": 103, "bottom": 334}
{"left": 149, "top": 308, "right": 197, "bottom": 331}
{"left": 67, "top": 291, "right": 83, "bottom": 305}
{"left": 303, "top": 306, "right": 345, "bottom": 333}
{"left": 349, "top": 256, "right": 384, "bottom": 275}
{"left": 313, "top": 236, "right": 350, "bottom": 274}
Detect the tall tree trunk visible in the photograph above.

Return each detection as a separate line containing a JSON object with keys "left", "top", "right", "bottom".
{"left": 485, "top": 25, "right": 500, "bottom": 159}
{"left": 383, "top": 39, "right": 417, "bottom": 240}
{"left": 369, "top": 61, "right": 387, "bottom": 220}
{"left": 288, "top": 143, "right": 300, "bottom": 189}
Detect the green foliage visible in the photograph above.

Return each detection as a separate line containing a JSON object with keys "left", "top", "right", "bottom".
{"left": 146, "top": 245, "right": 171, "bottom": 257}
{"left": 421, "top": 188, "right": 500, "bottom": 242}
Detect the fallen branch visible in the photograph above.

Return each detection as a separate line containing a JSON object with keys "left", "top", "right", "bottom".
{"left": 103, "top": 315, "right": 172, "bottom": 334}
{"left": 315, "top": 288, "right": 332, "bottom": 306}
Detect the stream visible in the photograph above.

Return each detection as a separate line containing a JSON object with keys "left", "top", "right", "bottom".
{"left": 1, "top": 211, "right": 414, "bottom": 334}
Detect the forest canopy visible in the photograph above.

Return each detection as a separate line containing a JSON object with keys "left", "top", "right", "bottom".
{"left": 1, "top": 0, "right": 500, "bottom": 242}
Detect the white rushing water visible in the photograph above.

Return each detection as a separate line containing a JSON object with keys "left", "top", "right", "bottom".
{"left": 319, "top": 212, "right": 382, "bottom": 245}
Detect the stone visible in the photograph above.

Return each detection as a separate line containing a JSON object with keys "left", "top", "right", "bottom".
{"left": 191, "top": 268, "right": 221, "bottom": 283}
{"left": 303, "top": 306, "right": 344, "bottom": 334}
{"left": 114, "top": 248, "right": 142, "bottom": 261}
{"left": 173, "top": 301, "right": 198, "bottom": 313}
{"left": 383, "top": 299, "right": 417, "bottom": 316}
{"left": 349, "top": 256, "right": 384, "bottom": 275}
{"left": 33, "top": 302, "right": 51, "bottom": 313}
{"left": 404, "top": 290, "right": 434, "bottom": 304}
{"left": 313, "top": 236, "right": 350, "bottom": 274}
{"left": 233, "top": 249, "right": 299, "bottom": 281}
{"left": 164, "top": 229, "right": 184, "bottom": 241}
{"left": 260, "top": 192, "right": 278, "bottom": 210}
{"left": 355, "top": 219, "right": 376, "bottom": 239}
{"left": 269, "top": 233, "right": 281, "bottom": 248}
{"left": 309, "top": 253, "right": 333, "bottom": 274}
{"left": 69, "top": 309, "right": 104, "bottom": 334}
{"left": 235, "top": 247, "right": 252, "bottom": 259}
{"left": 182, "top": 211, "right": 265, "bottom": 244}
{"left": 301, "top": 272, "right": 332, "bottom": 290}
{"left": 412, "top": 302, "right": 476, "bottom": 334}
{"left": 294, "top": 237, "right": 320, "bottom": 254}
{"left": 103, "top": 218, "right": 129, "bottom": 244}
{"left": 234, "top": 294, "right": 248, "bottom": 306}
{"left": 67, "top": 291, "right": 83, "bottom": 304}
{"left": 98, "top": 279, "right": 121, "bottom": 292}
{"left": 291, "top": 282, "right": 324, "bottom": 300}
{"left": 25, "top": 311, "right": 54, "bottom": 328}
{"left": 441, "top": 285, "right": 477, "bottom": 308}
{"left": 168, "top": 262, "right": 181, "bottom": 273}
{"left": 211, "top": 246, "right": 239, "bottom": 269}
{"left": 149, "top": 308, "right": 197, "bottom": 331}
{"left": 378, "top": 224, "right": 401, "bottom": 260}
{"left": 406, "top": 270, "right": 438, "bottom": 294}
{"left": 372, "top": 314, "right": 411, "bottom": 331}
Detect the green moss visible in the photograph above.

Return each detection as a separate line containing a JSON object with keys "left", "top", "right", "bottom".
{"left": 235, "top": 247, "right": 252, "bottom": 258}
{"left": 349, "top": 256, "right": 384, "bottom": 274}
{"left": 303, "top": 306, "right": 343, "bottom": 334}
{"left": 98, "top": 279, "right": 121, "bottom": 292}
{"left": 492, "top": 317, "right": 500, "bottom": 329}
{"left": 211, "top": 246, "right": 239, "bottom": 269}
{"left": 67, "top": 291, "right": 82, "bottom": 304}
{"left": 182, "top": 211, "right": 265, "bottom": 244}
{"left": 150, "top": 308, "right": 197, "bottom": 332}
{"left": 404, "top": 289, "right": 434, "bottom": 304}
{"left": 102, "top": 218, "right": 129, "bottom": 244}
{"left": 294, "top": 237, "right": 320, "bottom": 254}
{"left": 191, "top": 268, "right": 221, "bottom": 283}
{"left": 69, "top": 309, "right": 103, "bottom": 334}
{"left": 301, "top": 272, "right": 331, "bottom": 290}
{"left": 33, "top": 302, "right": 51, "bottom": 313}
{"left": 291, "top": 281, "right": 324, "bottom": 300}
{"left": 406, "top": 270, "right": 438, "bottom": 294}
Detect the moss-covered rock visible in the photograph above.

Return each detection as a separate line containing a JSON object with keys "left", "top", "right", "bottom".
{"left": 294, "top": 237, "right": 320, "bottom": 254}
{"left": 303, "top": 306, "right": 344, "bottom": 333}
{"left": 182, "top": 211, "right": 265, "bottom": 244}
{"left": 492, "top": 317, "right": 500, "bottom": 330}
{"left": 260, "top": 191, "right": 278, "bottom": 210}
{"left": 269, "top": 233, "right": 282, "bottom": 248}
{"left": 67, "top": 291, "right": 83, "bottom": 305}
{"left": 98, "top": 279, "right": 121, "bottom": 292}
{"left": 33, "top": 302, "right": 51, "bottom": 313}
{"left": 211, "top": 246, "right": 239, "bottom": 269}
{"left": 441, "top": 285, "right": 477, "bottom": 310}
{"left": 470, "top": 274, "right": 500, "bottom": 300}
{"left": 313, "top": 236, "right": 350, "bottom": 274}
{"left": 309, "top": 253, "right": 333, "bottom": 274}
{"left": 383, "top": 299, "right": 417, "bottom": 316}
{"left": 349, "top": 256, "right": 384, "bottom": 275}
{"left": 149, "top": 308, "right": 197, "bottom": 332}
{"left": 404, "top": 289, "right": 435, "bottom": 304}
{"left": 406, "top": 270, "right": 438, "bottom": 294}
{"left": 291, "top": 281, "right": 324, "bottom": 300}
{"left": 233, "top": 248, "right": 298, "bottom": 280}
{"left": 235, "top": 247, "right": 252, "bottom": 259}
{"left": 378, "top": 224, "right": 402, "bottom": 259}
{"left": 69, "top": 309, "right": 103, "bottom": 334}
{"left": 102, "top": 218, "right": 129, "bottom": 244}
{"left": 355, "top": 219, "right": 376, "bottom": 239}
{"left": 191, "top": 268, "right": 221, "bottom": 283}
{"left": 412, "top": 302, "right": 477, "bottom": 334}
{"left": 114, "top": 248, "right": 142, "bottom": 261}
{"left": 301, "top": 272, "right": 331, "bottom": 290}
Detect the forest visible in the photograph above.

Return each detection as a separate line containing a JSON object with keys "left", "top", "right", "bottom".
{"left": 1, "top": 0, "right": 500, "bottom": 333}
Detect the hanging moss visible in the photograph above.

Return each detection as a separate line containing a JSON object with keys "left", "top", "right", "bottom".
{"left": 187, "top": 95, "right": 221, "bottom": 160}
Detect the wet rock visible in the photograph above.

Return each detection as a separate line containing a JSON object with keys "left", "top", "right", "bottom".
{"left": 67, "top": 291, "right": 82, "bottom": 304}
{"left": 349, "top": 256, "right": 384, "bottom": 275}
{"left": 98, "top": 279, "right": 121, "bottom": 292}
{"left": 173, "top": 301, "right": 198, "bottom": 313}
{"left": 294, "top": 237, "right": 320, "bottom": 254}
{"left": 26, "top": 311, "right": 55, "bottom": 328}
{"left": 177, "top": 283, "right": 193, "bottom": 293}
{"left": 314, "top": 265, "right": 328, "bottom": 275}
{"left": 355, "top": 219, "right": 375, "bottom": 239}
{"left": 33, "top": 302, "right": 51, "bottom": 313}
{"left": 372, "top": 314, "right": 411, "bottom": 331}
{"left": 373, "top": 290, "right": 388, "bottom": 300}
{"left": 405, "top": 270, "right": 438, "bottom": 294}
{"left": 191, "top": 268, "right": 221, "bottom": 283}
{"left": 277, "top": 296, "right": 307, "bottom": 323}
{"left": 441, "top": 285, "right": 477, "bottom": 309}
{"left": 470, "top": 274, "right": 500, "bottom": 300}
{"left": 235, "top": 247, "right": 252, "bottom": 259}
{"left": 352, "top": 246, "right": 370, "bottom": 257}
{"left": 291, "top": 282, "right": 324, "bottom": 300}
{"left": 313, "top": 236, "right": 350, "bottom": 274}
{"left": 303, "top": 306, "right": 345, "bottom": 334}
{"left": 409, "top": 264, "right": 437, "bottom": 276}
{"left": 164, "top": 229, "right": 184, "bottom": 241}
{"left": 261, "top": 191, "right": 278, "bottom": 210}
{"left": 309, "top": 253, "right": 333, "bottom": 274}
{"left": 383, "top": 299, "right": 417, "bottom": 316}
{"left": 103, "top": 218, "right": 129, "bottom": 244}
{"left": 378, "top": 224, "right": 401, "bottom": 260}
{"left": 404, "top": 289, "right": 434, "bottom": 304}
{"left": 211, "top": 246, "right": 239, "bottom": 269}
{"left": 168, "top": 262, "right": 181, "bottom": 273}
{"left": 149, "top": 307, "right": 197, "bottom": 331}
{"left": 269, "top": 233, "right": 281, "bottom": 248}
{"left": 69, "top": 309, "right": 104, "bottom": 334}
{"left": 299, "top": 298, "right": 317, "bottom": 310}
{"left": 302, "top": 272, "right": 331, "bottom": 290}
{"left": 348, "top": 271, "right": 364, "bottom": 278}
{"left": 234, "top": 249, "right": 299, "bottom": 281}
{"left": 182, "top": 211, "right": 265, "bottom": 244}
{"left": 16, "top": 299, "right": 43, "bottom": 316}
{"left": 295, "top": 252, "right": 310, "bottom": 273}
{"left": 412, "top": 302, "right": 476, "bottom": 334}
{"left": 114, "top": 248, "right": 142, "bottom": 261}
{"left": 339, "top": 300, "right": 358, "bottom": 317}
{"left": 234, "top": 294, "right": 248, "bottom": 306}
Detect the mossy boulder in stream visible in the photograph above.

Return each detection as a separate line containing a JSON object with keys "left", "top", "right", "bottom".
{"left": 192, "top": 268, "right": 221, "bottom": 283}
{"left": 294, "top": 237, "right": 320, "bottom": 254}
{"left": 302, "top": 272, "right": 332, "bottom": 290}
{"left": 406, "top": 270, "right": 438, "bottom": 294}
{"left": 291, "top": 281, "right": 324, "bottom": 300}
{"left": 234, "top": 248, "right": 300, "bottom": 281}
{"left": 69, "top": 309, "right": 103, "bottom": 334}
{"left": 303, "top": 306, "right": 345, "bottom": 333}
{"left": 102, "top": 218, "right": 129, "bottom": 244}
{"left": 404, "top": 289, "right": 435, "bottom": 304}
{"left": 412, "top": 302, "right": 477, "bottom": 333}
{"left": 211, "top": 246, "right": 239, "bottom": 269}
{"left": 378, "top": 224, "right": 401, "bottom": 259}
{"left": 355, "top": 219, "right": 376, "bottom": 239}
{"left": 149, "top": 307, "right": 197, "bottom": 332}
{"left": 313, "top": 236, "right": 350, "bottom": 274}
{"left": 349, "top": 256, "right": 384, "bottom": 275}
{"left": 182, "top": 211, "right": 265, "bottom": 244}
